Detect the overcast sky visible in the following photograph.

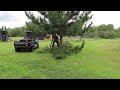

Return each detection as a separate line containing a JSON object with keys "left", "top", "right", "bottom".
{"left": 0, "top": 11, "right": 120, "bottom": 29}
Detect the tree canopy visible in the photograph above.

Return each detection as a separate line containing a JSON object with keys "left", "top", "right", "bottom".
{"left": 25, "top": 11, "right": 93, "bottom": 47}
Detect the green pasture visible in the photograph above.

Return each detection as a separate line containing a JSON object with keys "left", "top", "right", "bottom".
{"left": 0, "top": 37, "right": 120, "bottom": 79}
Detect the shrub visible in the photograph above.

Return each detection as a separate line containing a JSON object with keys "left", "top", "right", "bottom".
{"left": 41, "top": 40, "right": 85, "bottom": 59}
{"left": 52, "top": 49, "right": 66, "bottom": 59}
{"left": 72, "top": 40, "right": 85, "bottom": 53}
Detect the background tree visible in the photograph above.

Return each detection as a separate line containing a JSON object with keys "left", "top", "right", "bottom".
{"left": 25, "top": 11, "right": 93, "bottom": 48}
{"left": 97, "top": 24, "right": 116, "bottom": 39}
{"left": 8, "top": 26, "right": 26, "bottom": 37}
{"left": 84, "top": 26, "right": 98, "bottom": 38}
{"left": 26, "top": 21, "right": 46, "bottom": 36}
{"left": 83, "top": 24, "right": 119, "bottom": 39}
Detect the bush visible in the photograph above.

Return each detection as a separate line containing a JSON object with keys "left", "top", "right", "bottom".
{"left": 52, "top": 49, "right": 66, "bottom": 59}
{"left": 72, "top": 40, "right": 85, "bottom": 53}
{"left": 42, "top": 40, "right": 85, "bottom": 59}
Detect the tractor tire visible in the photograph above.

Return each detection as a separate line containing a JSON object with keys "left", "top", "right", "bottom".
{"left": 29, "top": 46, "right": 34, "bottom": 52}
{"left": 15, "top": 48, "right": 20, "bottom": 52}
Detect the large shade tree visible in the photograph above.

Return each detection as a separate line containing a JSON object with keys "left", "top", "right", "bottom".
{"left": 25, "top": 11, "right": 93, "bottom": 48}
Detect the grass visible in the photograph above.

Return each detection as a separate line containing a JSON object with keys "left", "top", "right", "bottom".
{"left": 1, "top": 37, "right": 120, "bottom": 79}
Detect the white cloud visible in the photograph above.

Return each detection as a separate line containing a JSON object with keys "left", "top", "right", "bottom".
{"left": 0, "top": 11, "right": 120, "bottom": 29}
{"left": 0, "top": 12, "right": 16, "bottom": 21}
{"left": 0, "top": 11, "right": 30, "bottom": 28}
{"left": 91, "top": 11, "right": 120, "bottom": 28}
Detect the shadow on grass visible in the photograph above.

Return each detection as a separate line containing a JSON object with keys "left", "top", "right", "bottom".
{"left": 37, "top": 49, "right": 47, "bottom": 53}
{"left": 14, "top": 49, "right": 38, "bottom": 53}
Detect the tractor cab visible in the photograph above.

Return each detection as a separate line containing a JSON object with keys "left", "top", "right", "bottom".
{"left": 24, "top": 31, "right": 33, "bottom": 40}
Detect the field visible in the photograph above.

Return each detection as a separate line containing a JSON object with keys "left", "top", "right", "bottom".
{"left": 1, "top": 37, "right": 120, "bottom": 79}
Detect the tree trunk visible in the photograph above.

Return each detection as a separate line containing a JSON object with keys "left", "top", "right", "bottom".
{"left": 80, "top": 34, "right": 84, "bottom": 42}
{"left": 59, "top": 35, "right": 63, "bottom": 48}
{"left": 80, "top": 36, "right": 82, "bottom": 41}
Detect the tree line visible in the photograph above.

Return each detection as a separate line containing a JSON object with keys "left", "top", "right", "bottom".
{"left": 5, "top": 11, "right": 120, "bottom": 40}
{"left": 7, "top": 21, "right": 44, "bottom": 37}
{"left": 84, "top": 24, "right": 120, "bottom": 39}
{"left": 6, "top": 23, "right": 120, "bottom": 39}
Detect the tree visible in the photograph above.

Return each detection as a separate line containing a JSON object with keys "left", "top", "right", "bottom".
{"left": 26, "top": 21, "right": 46, "bottom": 36}
{"left": 8, "top": 26, "right": 26, "bottom": 37}
{"left": 25, "top": 11, "right": 93, "bottom": 48}
{"left": 84, "top": 26, "right": 98, "bottom": 38}
{"left": 97, "top": 24, "right": 116, "bottom": 39}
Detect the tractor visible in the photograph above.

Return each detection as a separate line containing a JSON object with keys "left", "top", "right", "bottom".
{"left": 14, "top": 31, "right": 39, "bottom": 52}
{"left": 0, "top": 26, "right": 9, "bottom": 42}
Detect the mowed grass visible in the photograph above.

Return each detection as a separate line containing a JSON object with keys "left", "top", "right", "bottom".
{"left": 1, "top": 37, "right": 120, "bottom": 79}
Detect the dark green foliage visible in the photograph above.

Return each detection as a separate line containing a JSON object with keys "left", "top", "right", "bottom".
{"left": 51, "top": 48, "right": 66, "bottom": 59}
{"left": 42, "top": 40, "right": 85, "bottom": 59}
{"left": 8, "top": 27, "right": 26, "bottom": 37}
{"left": 6, "top": 21, "right": 45, "bottom": 37}
{"left": 25, "top": 11, "right": 92, "bottom": 47}
{"left": 72, "top": 40, "right": 85, "bottom": 53}
{"left": 26, "top": 21, "right": 46, "bottom": 37}
{"left": 84, "top": 24, "right": 120, "bottom": 39}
